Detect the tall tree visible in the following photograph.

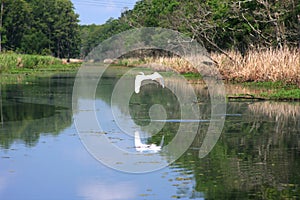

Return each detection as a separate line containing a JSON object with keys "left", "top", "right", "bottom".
{"left": 0, "top": 0, "right": 80, "bottom": 57}
{"left": 0, "top": 0, "right": 4, "bottom": 52}
{"left": 1, "top": 0, "right": 31, "bottom": 51}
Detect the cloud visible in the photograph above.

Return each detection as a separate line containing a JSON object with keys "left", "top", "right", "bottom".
{"left": 0, "top": 176, "right": 7, "bottom": 195}
{"left": 79, "top": 181, "right": 137, "bottom": 200}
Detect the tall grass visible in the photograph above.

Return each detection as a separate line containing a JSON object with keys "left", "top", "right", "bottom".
{"left": 212, "top": 48, "right": 300, "bottom": 86}
{"left": 0, "top": 53, "right": 62, "bottom": 73}
{"left": 115, "top": 56, "right": 197, "bottom": 73}
{"left": 116, "top": 48, "right": 300, "bottom": 86}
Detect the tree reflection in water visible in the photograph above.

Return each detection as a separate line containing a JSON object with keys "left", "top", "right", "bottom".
{"left": 0, "top": 74, "right": 74, "bottom": 149}
{"left": 0, "top": 69, "right": 300, "bottom": 199}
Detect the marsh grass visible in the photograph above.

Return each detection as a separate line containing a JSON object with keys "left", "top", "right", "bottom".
{"left": 0, "top": 53, "right": 62, "bottom": 73}
{"left": 213, "top": 48, "right": 300, "bottom": 86}
{"left": 116, "top": 48, "right": 300, "bottom": 87}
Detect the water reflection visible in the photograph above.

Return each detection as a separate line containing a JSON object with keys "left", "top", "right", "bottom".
{"left": 0, "top": 74, "right": 74, "bottom": 149}
{"left": 173, "top": 100, "right": 300, "bottom": 199}
{"left": 79, "top": 181, "right": 137, "bottom": 200}
{"left": 0, "top": 69, "right": 300, "bottom": 199}
{"left": 134, "top": 131, "right": 164, "bottom": 153}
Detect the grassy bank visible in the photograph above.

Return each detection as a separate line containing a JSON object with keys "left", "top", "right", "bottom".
{"left": 213, "top": 48, "right": 300, "bottom": 86}
{"left": 0, "top": 53, "right": 80, "bottom": 74}
{"left": 113, "top": 48, "right": 300, "bottom": 100}
{"left": 114, "top": 48, "right": 300, "bottom": 87}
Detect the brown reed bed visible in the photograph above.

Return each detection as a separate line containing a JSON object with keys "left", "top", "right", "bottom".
{"left": 212, "top": 48, "right": 300, "bottom": 86}
{"left": 117, "top": 48, "right": 300, "bottom": 87}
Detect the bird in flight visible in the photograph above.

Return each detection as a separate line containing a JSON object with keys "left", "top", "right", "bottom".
{"left": 135, "top": 72, "right": 165, "bottom": 93}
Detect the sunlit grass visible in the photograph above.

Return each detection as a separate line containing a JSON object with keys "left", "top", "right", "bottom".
{"left": 114, "top": 48, "right": 300, "bottom": 87}
{"left": 212, "top": 48, "right": 300, "bottom": 87}
{"left": 0, "top": 52, "right": 63, "bottom": 73}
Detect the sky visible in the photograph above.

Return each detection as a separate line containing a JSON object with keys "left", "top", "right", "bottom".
{"left": 72, "top": 0, "right": 139, "bottom": 25}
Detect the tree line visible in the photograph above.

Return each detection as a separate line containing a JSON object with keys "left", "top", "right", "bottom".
{"left": 0, "top": 0, "right": 80, "bottom": 58}
{"left": 81, "top": 0, "right": 300, "bottom": 57}
{"left": 1, "top": 0, "right": 299, "bottom": 59}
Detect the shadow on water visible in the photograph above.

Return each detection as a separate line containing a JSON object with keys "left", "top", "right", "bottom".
{"left": 171, "top": 101, "right": 300, "bottom": 199}
{"left": 0, "top": 73, "right": 74, "bottom": 149}
{"left": 94, "top": 67, "right": 300, "bottom": 199}
{"left": 0, "top": 67, "right": 300, "bottom": 199}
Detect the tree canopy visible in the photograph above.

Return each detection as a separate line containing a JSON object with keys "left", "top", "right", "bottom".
{"left": 0, "top": 0, "right": 80, "bottom": 58}
{"left": 80, "top": 0, "right": 300, "bottom": 57}
{"left": 1, "top": 0, "right": 299, "bottom": 58}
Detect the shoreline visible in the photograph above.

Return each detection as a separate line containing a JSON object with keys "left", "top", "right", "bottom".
{"left": 1, "top": 52, "right": 299, "bottom": 101}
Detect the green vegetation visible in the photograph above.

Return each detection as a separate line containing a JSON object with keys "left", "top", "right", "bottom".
{"left": 80, "top": 0, "right": 300, "bottom": 57}
{"left": 226, "top": 81, "right": 300, "bottom": 101}
{"left": 260, "top": 88, "right": 300, "bottom": 100}
{"left": 0, "top": 53, "right": 80, "bottom": 74}
{"left": 0, "top": 0, "right": 299, "bottom": 99}
{"left": 2, "top": 0, "right": 299, "bottom": 60}
{"left": 182, "top": 72, "right": 202, "bottom": 79}
{"left": 0, "top": 0, "right": 80, "bottom": 58}
{"left": 0, "top": 53, "right": 61, "bottom": 72}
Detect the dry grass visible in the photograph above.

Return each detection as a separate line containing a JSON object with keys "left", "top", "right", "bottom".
{"left": 212, "top": 48, "right": 300, "bottom": 86}
{"left": 116, "top": 48, "right": 300, "bottom": 86}
{"left": 115, "top": 56, "right": 196, "bottom": 73}
{"left": 141, "top": 57, "right": 197, "bottom": 73}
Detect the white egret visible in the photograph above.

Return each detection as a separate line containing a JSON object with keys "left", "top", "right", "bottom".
{"left": 135, "top": 72, "right": 165, "bottom": 93}
{"left": 134, "top": 131, "right": 164, "bottom": 153}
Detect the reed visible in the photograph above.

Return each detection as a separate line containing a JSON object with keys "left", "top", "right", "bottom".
{"left": 0, "top": 53, "right": 62, "bottom": 73}
{"left": 117, "top": 48, "right": 300, "bottom": 86}
{"left": 212, "top": 48, "right": 300, "bottom": 86}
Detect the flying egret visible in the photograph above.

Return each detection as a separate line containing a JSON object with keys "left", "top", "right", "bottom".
{"left": 134, "top": 131, "right": 164, "bottom": 153}
{"left": 135, "top": 72, "right": 165, "bottom": 93}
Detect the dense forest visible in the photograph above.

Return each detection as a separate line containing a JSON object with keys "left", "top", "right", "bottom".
{"left": 0, "top": 0, "right": 299, "bottom": 59}
{"left": 0, "top": 0, "right": 80, "bottom": 58}
{"left": 80, "top": 0, "right": 300, "bottom": 57}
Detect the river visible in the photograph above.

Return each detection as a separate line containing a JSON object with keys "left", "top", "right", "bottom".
{"left": 0, "top": 68, "right": 299, "bottom": 199}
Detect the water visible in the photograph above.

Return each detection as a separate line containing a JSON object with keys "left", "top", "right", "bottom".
{"left": 0, "top": 69, "right": 300, "bottom": 199}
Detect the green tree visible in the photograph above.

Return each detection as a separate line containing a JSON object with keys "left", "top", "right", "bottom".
{"left": 1, "top": 0, "right": 31, "bottom": 51}
{"left": 79, "top": 0, "right": 300, "bottom": 57}
{"left": 0, "top": 0, "right": 80, "bottom": 58}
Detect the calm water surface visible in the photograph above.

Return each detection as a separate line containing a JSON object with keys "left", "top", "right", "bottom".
{"left": 0, "top": 69, "right": 300, "bottom": 200}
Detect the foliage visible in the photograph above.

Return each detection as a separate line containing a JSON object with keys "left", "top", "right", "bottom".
{"left": 80, "top": 0, "right": 300, "bottom": 57}
{"left": 79, "top": 18, "right": 130, "bottom": 58}
{"left": 0, "top": 0, "right": 80, "bottom": 58}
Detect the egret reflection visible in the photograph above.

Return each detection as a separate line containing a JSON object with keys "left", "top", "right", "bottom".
{"left": 134, "top": 131, "right": 164, "bottom": 153}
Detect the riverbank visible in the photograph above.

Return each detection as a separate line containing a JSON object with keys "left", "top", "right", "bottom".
{"left": 1, "top": 51, "right": 299, "bottom": 101}
{"left": 113, "top": 48, "right": 300, "bottom": 101}
{"left": 0, "top": 53, "right": 81, "bottom": 84}
{"left": 225, "top": 82, "right": 300, "bottom": 101}
{"left": 115, "top": 48, "right": 300, "bottom": 85}
{"left": 0, "top": 52, "right": 81, "bottom": 73}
